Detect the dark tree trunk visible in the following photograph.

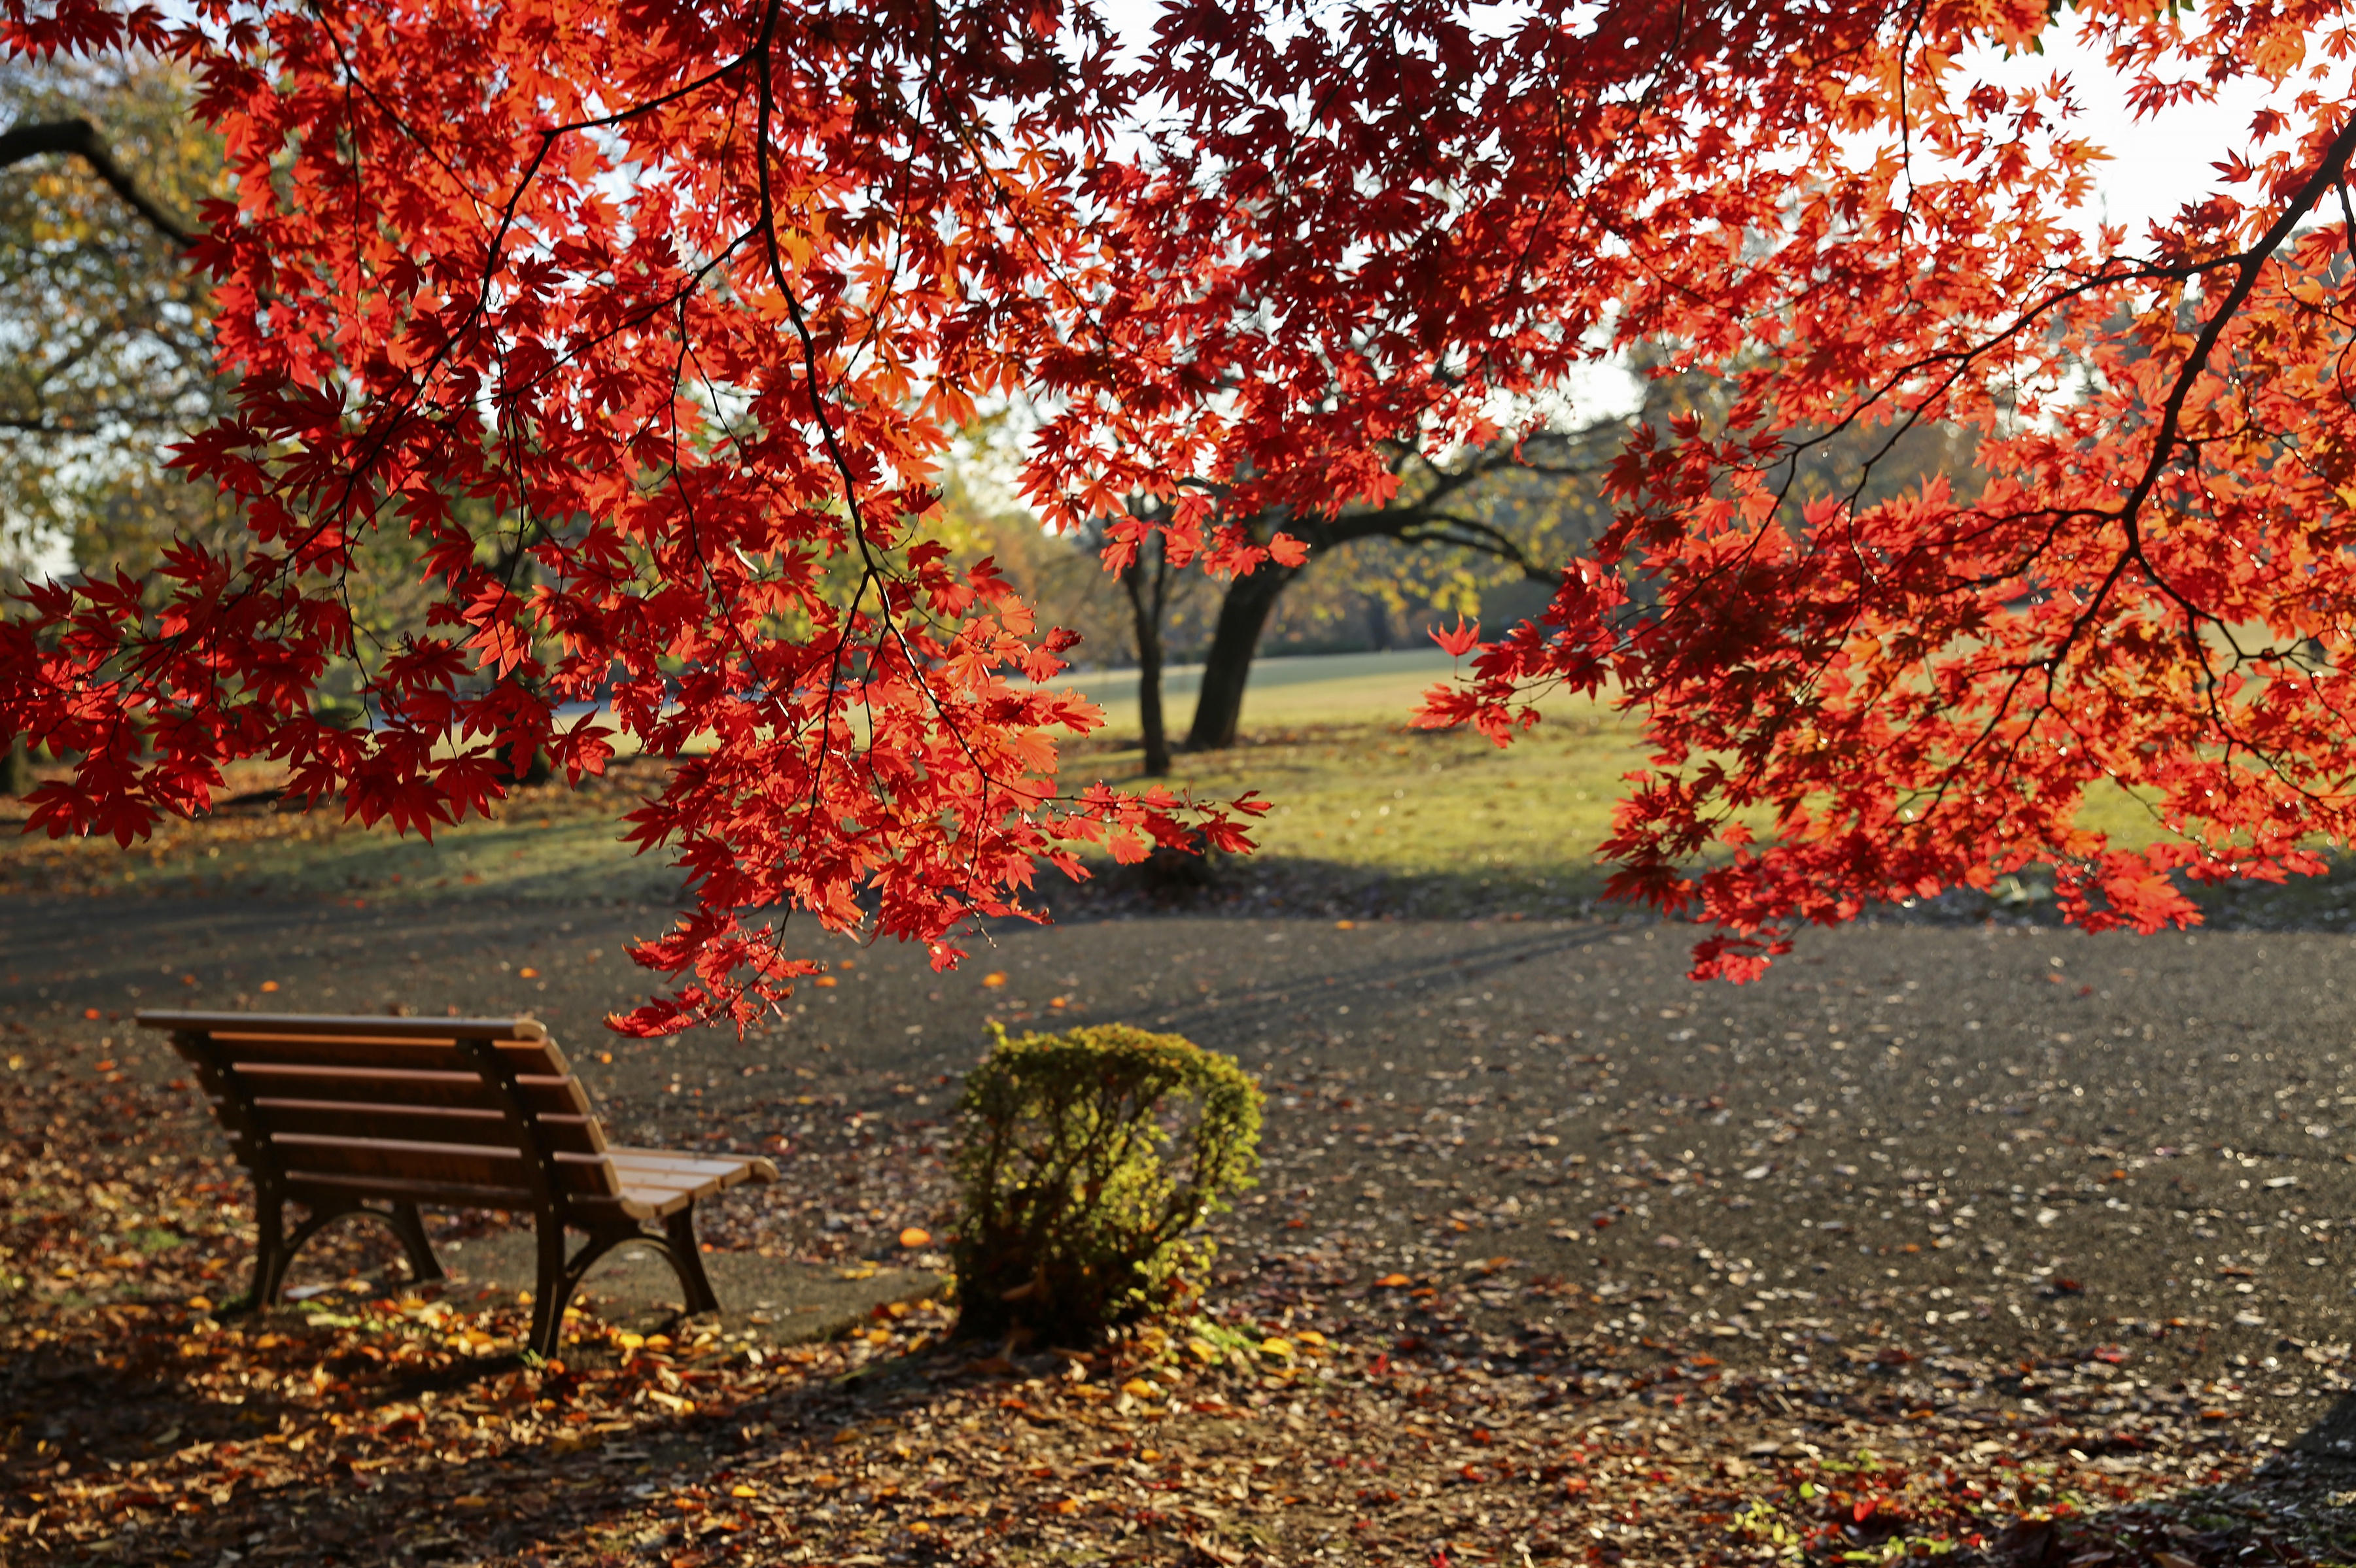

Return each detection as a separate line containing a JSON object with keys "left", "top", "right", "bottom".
{"left": 1134, "top": 628, "right": 1169, "bottom": 777}
{"left": 1120, "top": 539, "right": 1173, "bottom": 777}
{"left": 1, "top": 734, "right": 31, "bottom": 797}
{"left": 1184, "top": 560, "right": 1298, "bottom": 752}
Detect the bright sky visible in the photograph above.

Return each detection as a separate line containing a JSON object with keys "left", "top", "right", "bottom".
{"left": 1090, "top": 1, "right": 2316, "bottom": 245}
{"left": 1081, "top": 2, "right": 2334, "bottom": 428}
{"left": 1960, "top": 27, "right": 2318, "bottom": 244}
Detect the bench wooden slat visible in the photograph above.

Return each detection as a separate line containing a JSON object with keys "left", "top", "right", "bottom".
{"left": 607, "top": 1148, "right": 778, "bottom": 1185}
{"left": 173, "top": 1032, "right": 570, "bottom": 1078}
{"left": 273, "top": 1134, "right": 622, "bottom": 1197}
{"left": 139, "top": 1009, "right": 546, "bottom": 1043}
{"left": 606, "top": 1155, "right": 776, "bottom": 1210}
{"left": 605, "top": 1148, "right": 767, "bottom": 1174}
{"left": 286, "top": 1171, "right": 544, "bottom": 1212}
{"left": 609, "top": 1187, "right": 701, "bottom": 1218}
{"left": 289, "top": 1174, "right": 684, "bottom": 1221}
{"left": 211, "top": 1066, "right": 592, "bottom": 1117}
{"left": 252, "top": 1100, "right": 607, "bottom": 1155}
{"left": 612, "top": 1173, "right": 725, "bottom": 1204}
{"left": 605, "top": 1157, "right": 731, "bottom": 1202}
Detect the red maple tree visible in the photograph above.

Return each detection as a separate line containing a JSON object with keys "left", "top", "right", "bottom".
{"left": 5, "top": 0, "right": 2341, "bottom": 1017}
{"left": 1417, "top": 2, "right": 2356, "bottom": 977}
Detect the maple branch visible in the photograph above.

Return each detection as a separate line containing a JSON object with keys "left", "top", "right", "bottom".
{"left": 0, "top": 116, "right": 192, "bottom": 247}
{"left": 2109, "top": 115, "right": 2356, "bottom": 566}
{"left": 290, "top": 0, "right": 794, "bottom": 580}
{"left": 1765, "top": 251, "right": 2206, "bottom": 525}
{"left": 731, "top": 4, "right": 1070, "bottom": 964}
{"left": 750, "top": 86, "right": 951, "bottom": 928}
{"left": 1635, "top": 171, "right": 2356, "bottom": 862}
{"left": 1976, "top": 116, "right": 2356, "bottom": 808}
{"left": 232, "top": 3, "right": 793, "bottom": 827}
{"left": 2337, "top": 180, "right": 2356, "bottom": 328}
{"left": 0, "top": 405, "right": 203, "bottom": 433}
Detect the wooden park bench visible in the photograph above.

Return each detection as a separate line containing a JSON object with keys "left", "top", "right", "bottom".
{"left": 135, "top": 1010, "right": 776, "bottom": 1357}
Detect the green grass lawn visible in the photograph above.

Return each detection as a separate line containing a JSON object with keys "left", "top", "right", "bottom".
{"left": 0, "top": 760, "right": 689, "bottom": 906}
{"left": 1054, "top": 647, "right": 1462, "bottom": 735}
{"left": 1067, "top": 725, "right": 1642, "bottom": 915}
{"left": 8, "top": 649, "right": 2354, "bottom": 928}
{"left": 0, "top": 651, "right": 1644, "bottom": 914}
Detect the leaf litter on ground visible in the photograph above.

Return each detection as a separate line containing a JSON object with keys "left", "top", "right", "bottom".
{"left": 11, "top": 1029, "right": 2356, "bottom": 1567}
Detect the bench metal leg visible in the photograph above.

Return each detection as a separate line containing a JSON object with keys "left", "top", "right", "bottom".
{"left": 663, "top": 1206, "right": 720, "bottom": 1316}
{"left": 281, "top": 1197, "right": 358, "bottom": 1266}
{"left": 244, "top": 1196, "right": 447, "bottom": 1312}
{"left": 533, "top": 1221, "right": 637, "bottom": 1358}
{"left": 523, "top": 1210, "right": 724, "bottom": 1358}
{"left": 528, "top": 1212, "right": 570, "bottom": 1360}
{"left": 234, "top": 1182, "right": 292, "bottom": 1314}
{"left": 387, "top": 1202, "right": 445, "bottom": 1286}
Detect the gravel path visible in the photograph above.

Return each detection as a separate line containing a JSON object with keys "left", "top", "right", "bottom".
{"left": 12, "top": 893, "right": 2356, "bottom": 1456}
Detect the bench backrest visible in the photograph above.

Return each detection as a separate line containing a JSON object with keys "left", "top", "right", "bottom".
{"left": 135, "top": 1010, "right": 621, "bottom": 1208}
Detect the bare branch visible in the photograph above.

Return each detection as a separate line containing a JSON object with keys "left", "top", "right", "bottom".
{"left": 0, "top": 117, "right": 194, "bottom": 248}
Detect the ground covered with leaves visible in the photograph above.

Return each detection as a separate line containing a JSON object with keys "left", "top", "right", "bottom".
{"left": 15, "top": 926, "right": 2356, "bottom": 1568}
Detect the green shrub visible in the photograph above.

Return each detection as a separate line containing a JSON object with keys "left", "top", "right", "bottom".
{"left": 950, "top": 1023, "right": 1261, "bottom": 1342}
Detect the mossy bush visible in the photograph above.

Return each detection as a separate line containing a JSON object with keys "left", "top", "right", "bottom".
{"left": 950, "top": 1023, "right": 1261, "bottom": 1342}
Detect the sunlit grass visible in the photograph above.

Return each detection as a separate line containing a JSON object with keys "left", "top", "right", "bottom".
{"left": 1060, "top": 698, "right": 1648, "bottom": 912}
{"left": 8, "top": 649, "right": 2353, "bottom": 929}
{"left": 1054, "top": 647, "right": 1461, "bottom": 738}
{"left": 0, "top": 654, "right": 1652, "bottom": 912}
{"left": 0, "top": 764, "right": 684, "bottom": 905}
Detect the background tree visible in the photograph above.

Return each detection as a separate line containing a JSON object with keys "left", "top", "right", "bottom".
{"left": 1174, "top": 430, "right": 1604, "bottom": 751}
{"left": 0, "top": 56, "right": 219, "bottom": 796}
{"left": 1117, "top": 516, "right": 1181, "bottom": 776}
{"left": 936, "top": 465, "right": 1221, "bottom": 765}
{"left": 0, "top": 59, "right": 217, "bottom": 566}
{"left": 1168, "top": 364, "right": 1979, "bottom": 755}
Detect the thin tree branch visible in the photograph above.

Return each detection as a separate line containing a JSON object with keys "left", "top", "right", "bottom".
{"left": 0, "top": 117, "right": 193, "bottom": 247}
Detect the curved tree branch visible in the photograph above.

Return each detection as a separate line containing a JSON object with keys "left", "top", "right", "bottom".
{"left": 0, "top": 116, "right": 193, "bottom": 248}
{"left": 1392, "top": 512, "right": 1561, "bottom": 581}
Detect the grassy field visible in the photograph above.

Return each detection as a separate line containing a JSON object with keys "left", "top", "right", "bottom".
{"left": 1054, "top": 647, "right": 1464, "bottom": 735}
{"left": 7, "top": 648, "right": 2354, "bottom": 926}
{"left": 0, "top": 757, "right": 689, "bottom": 906}
{"left": 0, "top": 651, "right": 1644, "bottom": 915}
{"left": 1045, "top": 648, "right": 1641, "bottom": 912}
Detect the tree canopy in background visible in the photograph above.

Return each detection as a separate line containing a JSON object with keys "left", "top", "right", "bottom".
{"left": 1, "top": 0, "right": 2349, "bottom": 1023}
{"left": 0, "top": 56, "right": 218, "bottom": 587}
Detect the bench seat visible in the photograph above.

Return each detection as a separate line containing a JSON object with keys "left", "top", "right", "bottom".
{"left": 606, "top": 1148, "right": 772, "bottom": 1216}
{"left": 137, "top": 1009, "right": 776, "bottom": 1356}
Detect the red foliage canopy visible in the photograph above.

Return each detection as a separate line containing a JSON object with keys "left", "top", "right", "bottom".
{"left": 1417, "top": 2, "right": 2356, "bottom": 978}
{"left": 4, "top": 0, "right": 2348, "bottom": 1017}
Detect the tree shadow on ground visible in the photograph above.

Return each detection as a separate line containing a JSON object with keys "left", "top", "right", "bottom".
{"left": 1979, "top": 1403, "right": 2356, "bottom": 1563}
{"left": 38, "top": 1321, "right": 1052, "bottom": 1567}
{"left": 1884, "top": 1397, "right": 2356, "bottom": 1567}
{"left": 31, "top": 1283, "right": 2356, "bottom": 1568}
{"left": 1047, "top": 846, "right": 1610, "bottom": 925}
